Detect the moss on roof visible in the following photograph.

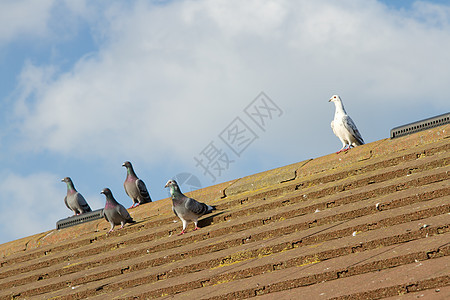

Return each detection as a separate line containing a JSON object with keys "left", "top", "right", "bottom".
{"left": 0, "top": 124, "right": 448, "bottom": 299}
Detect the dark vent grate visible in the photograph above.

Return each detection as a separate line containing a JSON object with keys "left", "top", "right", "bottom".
{"left": 390, "top": 112, "right": 450, "bottom": 139}
{"left": 56, "top": 209, "right": 104, "bottom": 229}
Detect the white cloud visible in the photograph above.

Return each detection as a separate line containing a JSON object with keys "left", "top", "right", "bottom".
{"left": 0, "top": 0, "right": 55, "bottom": 44}
{"left": 2, "top": 0, "right": 450, "bottom": 244}
{"left": 11, "top": 0, "right": 450, "bottom": 165}
{"left": 0, "top": 172, "right": 63, "bottom": 243}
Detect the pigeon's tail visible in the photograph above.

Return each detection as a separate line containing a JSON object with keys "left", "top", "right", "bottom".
{"left": 128, "top": 218, "right": 137, "bottom": 224}
{"left": 355, "top": 136, "right": 365, "bottom": 146}
{"left": 141, "top": 197, "right": 152, "bottom": 204}
{"left": 206, "top": 205, "right": 216, "bottom": 214}
{"left": 81, "top": 204, "right": 92, "bottom": 213}
{"left": 139, "top": 191, "right": 152, "bottom": 204}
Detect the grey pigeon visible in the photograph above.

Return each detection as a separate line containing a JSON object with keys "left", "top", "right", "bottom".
{"left": 329, "top": 95, "right": 365, "bottom": 153}
{"left": 101, "top": 188, "right": 136, "bottom": 233}
{"left": 165, "top": 179, "right": 215, "bottom": 235}
{"left": 61, "top": 177, "right": 92, "bottom": 215}
{"left": 122, "top": 161, "right": 152, "bottom": 209}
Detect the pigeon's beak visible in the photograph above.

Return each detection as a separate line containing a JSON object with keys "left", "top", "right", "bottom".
{"left": 164, "top": 182, "right": 169, "bottom": 188}
{"left": 122, "top": 163, "right": 126, "bottom": 167}
{"left": 61, "top": 178, "right": 64, "bottom": 182}
{"left": 328, "top": 98, "right": 332, "bottom": 102}
{"left": 100, "top": 191, "right": 105, "bottom": 195}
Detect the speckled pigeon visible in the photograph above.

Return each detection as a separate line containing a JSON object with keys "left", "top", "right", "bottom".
{"left": 61, "top": 177, "right": 92, "bottom": 215}
{"left": 101, "top": 188, "right": 136, "bottom": 233}
{"left": 165, "top": 179, "right": 215, "bottom": 235}
{"left": 329, "top": 95, "right": 365, "bottom": 153}
{"left": 122, "top": 161, "right": 152, "bottom": 209}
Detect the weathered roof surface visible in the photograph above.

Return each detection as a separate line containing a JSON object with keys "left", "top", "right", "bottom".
{"left": 0, "top": 124, "right": 448, "bottom": 299}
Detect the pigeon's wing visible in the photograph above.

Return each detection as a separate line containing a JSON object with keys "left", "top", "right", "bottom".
{"left": 103, "top": 209, "right": 109, "bottom": 222}
{"left": 117, "top": 204, "right": 133, "bottom": 222}
{"left": 185, "top": 197, "right": 209, "bottom": 216}
{"left": 76, "top": 193, "right": 92, "bottom": 212}
{"left": 343, "top": 115, "right": 365, "bottom": 145}
{"left": 64, "top": 196, "right": 71, "bottom": 210}
{"left": 136, "top": 179, "right": 152, "bottom": 202}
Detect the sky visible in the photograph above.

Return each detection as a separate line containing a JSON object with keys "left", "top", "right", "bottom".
{"left": 0, "top": 0, "right": 449, "bottom": 245}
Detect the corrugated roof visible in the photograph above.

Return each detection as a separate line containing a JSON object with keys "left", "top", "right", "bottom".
{"left": 0, "top": 124, "right": 448, "bottom": 299}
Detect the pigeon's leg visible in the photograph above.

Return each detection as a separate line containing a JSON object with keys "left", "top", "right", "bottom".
{"left": 193, "top": 220, "right": 200, "bottom": 231}
{"left": 108, "top": 224, "right": 115, "bottom": 233}
{"left": 336, "top": 147, "right": 346, "bottom": 154}
{"left": 178, "top": 219, "right": 188, "bottom": 235}
{"left": 338, "top": 141, "right": 354, "bottom": 153}
{"left": 336, "top": 141, "right": 347, "bottom": 154}
{"left": 129, "top": 202, "right": 137, "bottom": 209}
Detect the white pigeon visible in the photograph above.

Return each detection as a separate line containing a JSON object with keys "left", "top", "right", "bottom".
{"left": 329, "top": 95, "right": 365, "bottom": 153}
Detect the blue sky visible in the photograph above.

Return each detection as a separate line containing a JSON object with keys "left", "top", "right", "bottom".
{"left": 0, "top": 0, "right": 449, "bottom": 244}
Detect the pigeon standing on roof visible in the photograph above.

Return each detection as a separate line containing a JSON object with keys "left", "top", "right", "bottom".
{"left": 122, "top": 161, "right": 152, "bottom": 209}
{"left": 61, "top": 177, "right": 92, "bottom": 215}
{"left": 329, "top": 95, "right": 365, "bottom": 153}
{"left": 101, "top": 188, "right": 136, "bottom": 233}
{"left": 165, "top": 179, "right": 215, "bottom": 235}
